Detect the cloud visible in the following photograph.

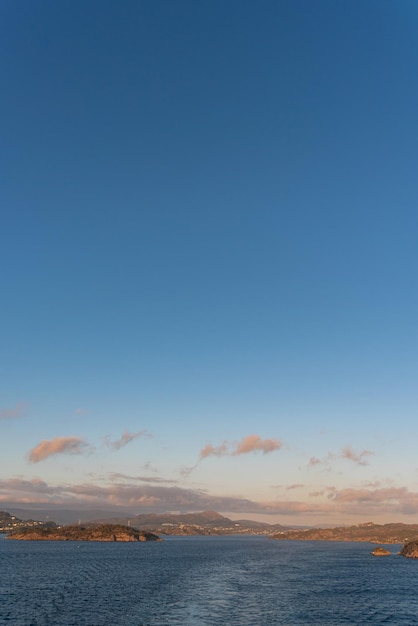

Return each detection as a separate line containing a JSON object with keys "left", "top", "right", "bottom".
{"left": 104, "top": 430, "right": 148, "bottom": 451}
{"left": 199, "top": 434, "right": 282, "bottom": 460}
{"left": 26, "top": 430, "right": 148, "bottom": 464}
{"left": 4, "top": 477, "right": 418, "bottom": 520}
{"left": 286, "top": 484, "right": 305, "bottom": 490}
{"left": 108, "top": 473, "right": 178, "bottom": 485}
{"left": 75, "top": 407, "right": 89, "bottom": 415}
{"left": 199, "top": 442, "right": 229, "bottom": 459}
{"left": 0, "top": 477, "right": 333, "bottom": 515}
{"left": 0, "top": 402, "right": 27, "bottom": 420}
{"left": 308, "top": 446, "right": 374, "bottom": 468}
{"left": 233, "top": 434, "right": 282, "bottom": 455}
{"left": 330, "top": 486, "right": 408, "bottom": 504}
{"left": 308, "top": 456, "right": 321, "bottom": 467}
{"left": 340, "top": 446, "right": 373, "bottom": 466}
{"left": 0, "top": 477, "right": 52, "bottom": 495}
{"left": 28, "top": 437, "right": 88, "bottom": 463}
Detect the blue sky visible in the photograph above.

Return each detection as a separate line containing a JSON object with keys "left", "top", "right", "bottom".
{"left": 1, "top": 0, "right": 418, "bottom": 524}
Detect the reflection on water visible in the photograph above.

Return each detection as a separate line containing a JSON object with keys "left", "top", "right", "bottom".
{"left": 1, "top": 536, "right": 418, "bottom": 625}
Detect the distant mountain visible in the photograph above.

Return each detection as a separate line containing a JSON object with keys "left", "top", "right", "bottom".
{"left": 272, "top": 522, "right": 418, "bottom": 544}
{"left": 1, "top": 507, "right": 294, "bottom": 534}
{"left": 90, "top": 510, "right": 295, "bottom": 535}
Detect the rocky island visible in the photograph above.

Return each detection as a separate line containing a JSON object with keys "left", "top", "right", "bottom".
{"left": 7, "top": 524, "right": 161, "bottom": 542}
{"left": 399, "top": 541, "right": 418, "bottom": 558}
{"left": 371, "top": 546, "right": 392, "bottom": 556}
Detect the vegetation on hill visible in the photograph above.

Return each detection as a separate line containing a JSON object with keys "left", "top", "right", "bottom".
{"left": 7, "top": 524, "right": 161, "bottom": 542}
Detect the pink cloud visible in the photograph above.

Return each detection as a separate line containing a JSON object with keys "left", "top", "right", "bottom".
{"left": 331, "top": 486, "right": 409, "bottom": 504}
{"left": 199, "top": 434, "right": 282, "bottom": 460}
{"left": 199, "top": 442, "right": 228, "bottom": 459}
{"left": 105, "top": 430, "right": 147, "bottom": 451}
{"left": 308, "top": 446, "right": 374, "bottom": 468}
{"left": 28, "top": 436, "right": 88, "bottom": 463}
{"left": 341, "top": 446, "right": 373, "bottom": 466}
{"left": 108, "top": 473, "right": 178, "bottom": 484}
{"left": 233, "top": 434, "right": 282, "bottom": 455}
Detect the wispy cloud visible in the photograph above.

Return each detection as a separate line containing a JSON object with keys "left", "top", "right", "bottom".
{"left": 308, "top": 456, "right": 322, "bottom": 467}
{"left": 108, "top": 472, "right": 178, "bottom": 485}
{"left": 28, "top": 437, "right": 88, "bottom": 463}
{"left": 104, "top": 430, "right": 148, "bottom": 451}
{"left": 0, "top": 402, "right": 27, "bottom": 420}
{"left": 340, "top": 446, "right": 373, "bottom": 466}
{"left": 308, "top": 446, "right": 374, "bottom": 468}
{"left": 199, "top": 442, "right": 229, "bottom": 459}
{"left": 199, "top": 434, "right": 282, "bottom": 460}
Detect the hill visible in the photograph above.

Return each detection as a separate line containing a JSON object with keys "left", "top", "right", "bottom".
{"left": 272, "top": 522, "right": 418, "bottom": 544}
{"left": 7, "top": 524, "right": 161, "bottom": 542}
{"left": 0, "top": 511, "right": 57, "bottom": 533}
{"left": 90, "top": 510, "right": 294, "bottom": 536}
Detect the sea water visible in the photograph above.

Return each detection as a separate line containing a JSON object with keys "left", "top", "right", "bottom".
{"left": 1, "top": 535, "right": 418, "bottom": 625}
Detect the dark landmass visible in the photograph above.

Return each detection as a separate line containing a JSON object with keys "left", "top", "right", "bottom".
{"left": 371, "top": 546, "right": 392, "bottom": 556}
{"left": 399, "top": 541, "right": 418, "bottom": 558}
{"left": 0, "top": 510, "right": 57, "bottom": 533}
{"left": 7, "top": 524, "right": 161, "bottom": 542}
{"left": 272, "top": 522, "right": 418, "bottom": 544}
{"left": 91, "top": 510, "right": 295, "bottom": 536}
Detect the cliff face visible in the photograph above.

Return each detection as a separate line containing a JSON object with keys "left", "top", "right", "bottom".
{"left": 7, "top": 524, "right": 161, "bottom": 542}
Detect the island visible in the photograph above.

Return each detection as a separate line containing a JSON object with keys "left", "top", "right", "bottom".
{"left": 371, "top": 546, "right": 392, "bottom": 556}
{"left": 399, "top": 541, "right": 418, "bottom": 558}
{"left": 7, "top": 524, "right": 161, "bottom": 542}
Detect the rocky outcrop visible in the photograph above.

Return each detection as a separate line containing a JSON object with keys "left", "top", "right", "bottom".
{"left": 399, "top": 540, "right": 418, "bottom": 558}
{"left": 371, "top": 546, "right": 391, "bottom": 556}
{"left": 7, "top": 524, "right": 161, "bottom": 542}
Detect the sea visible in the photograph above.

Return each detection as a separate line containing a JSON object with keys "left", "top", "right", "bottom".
{"left": 1, "top": 534, "right": 418, "bottom": 625}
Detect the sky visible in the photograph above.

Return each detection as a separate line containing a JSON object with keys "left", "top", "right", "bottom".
{"left": 1, "top": 0, "right": 418, "bottom": 526}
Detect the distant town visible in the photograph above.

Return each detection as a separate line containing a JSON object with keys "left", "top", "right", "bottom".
{"left": 0, "top": 511, "right": 57, "bottom": 533}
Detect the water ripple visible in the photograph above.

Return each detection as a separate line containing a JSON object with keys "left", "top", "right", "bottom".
{"left": 1, "top": 537, "right": 418, "bottom": 625}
